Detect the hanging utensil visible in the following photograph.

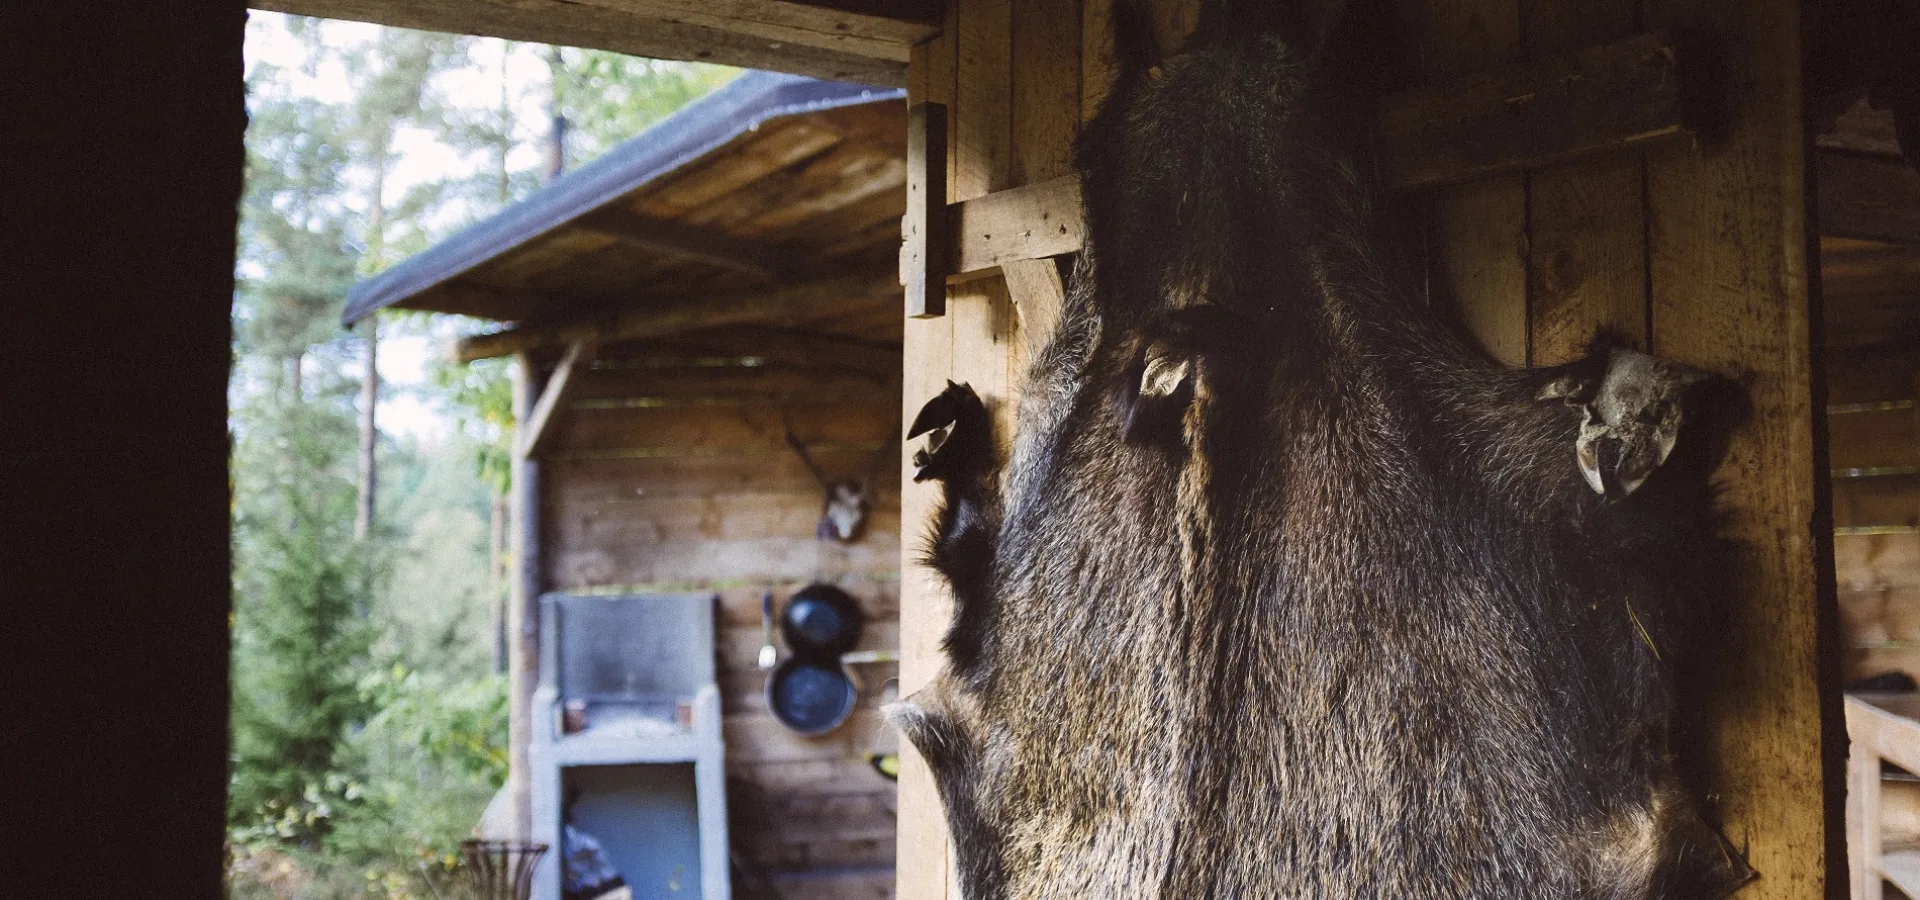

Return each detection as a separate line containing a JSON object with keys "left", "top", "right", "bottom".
{"left": 757, "top": 590, "right": 778, "bottom": 670}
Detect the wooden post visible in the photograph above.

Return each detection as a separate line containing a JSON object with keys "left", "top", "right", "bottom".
{"left": 1849, "top": 729, "right": 1882, "bottom": 900}
{"left": 1644, "top": 0, "right": 1843, "bottom": 896}
{"left": 508, "top": 352, "right": 545, "bottom": 839}
{"left": 898, "top": 3, "right": 961, "bottom": 897}
{"left": 905, "top": 102, "right": 950, "bottom": 318}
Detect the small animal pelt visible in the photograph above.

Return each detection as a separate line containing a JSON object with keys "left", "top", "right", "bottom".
{"left": 889, "top": 1, "right": 1754, "bottom": 898}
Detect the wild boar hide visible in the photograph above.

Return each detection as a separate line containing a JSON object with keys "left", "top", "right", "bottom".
{"left": 890, "top": 1, "right": 1754, "bottom": 898}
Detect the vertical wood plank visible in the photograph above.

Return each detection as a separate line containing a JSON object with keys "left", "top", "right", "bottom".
{"left": 508, "top": 353, "right": 544, "bottom": 839}
{"left": 1406, "top": 0, "right": 1529, "bottom": 366}
{"left": 1526, "top": 158, "right": 1648, "bottom": 363}
{"left": 898, "top": 7, "right": 961, "bottom": 899}
{"left": 1003, "top": 257, "right": 1069, "bottom": 372}
{"left": 1521, "top": 0, "right": 1647, "bottom": 365}
{"left": 897, "top": 309, "right": 955, "bottom": 900}
{"left": 954, "top": 0, "right": 1012, "bottom": 200}
{"left": 953, "top": 279, "right": 1018, "bottom": 444}
{"left": 1082, "top": 0, "right": 1117, "bottom": 121}
{"left": 1645, "top": 0, "right": 1840, "bottom": 896}
{"left": 930, "top": 0, "right": 960, "bottom": 204}
{"left": 1849, "top": 735, "right": 1882, "bottom": 900}
{"left": 1433, "top": 180, "right": 1530, "bottom": 364}
{"left": 1012, "top": 0, "right": 1082, "bottom": 188}
{"left": 905, "top": 103, "right": 951, "bottom": 319}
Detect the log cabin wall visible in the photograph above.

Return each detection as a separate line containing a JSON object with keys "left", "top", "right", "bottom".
{"left": 897, "top": 0, "right": 1840, "bottom": 897}
{"left": 535, "top": 336, "right": 905, "bottom": 900}
{"left": 1830, "top": 342, "right": 1920, "bottom": 685}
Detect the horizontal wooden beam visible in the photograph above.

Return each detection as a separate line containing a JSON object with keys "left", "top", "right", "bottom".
{"left": 517, "top": 339, "right": 594, "bottom": 459}
{"left": 949, "top": 175, "right": 1083, "bottom": 281}
{"left": 248, "top": 0, "right": 917, "bottom": 87}
{"left": 1817, "top": 149, "right": 1920, "bottom": 245}
{"left": 1377, "top": 29, "right": 1690, "bottom": 190}
{"left": 609, "top": 325, "right": 903, "bottom": 382}
{"left": 934, "top": 31, "right": 1700, "bottom": 286}
{"left": 457, "top": 271, "right": 900, "bottom": 362}
{"left": 567, "top": 0, "right": 938, "bottom": 56}
{"left": 575, "top": 208, "right": 808, "bottom": 281}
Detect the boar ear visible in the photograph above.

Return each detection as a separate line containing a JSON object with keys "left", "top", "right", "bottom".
{"left": 1119, "top": 343, "right": 1195, "bottom": 446}
{"left": 884, "top": 682, "right": 973, "bottom": 774}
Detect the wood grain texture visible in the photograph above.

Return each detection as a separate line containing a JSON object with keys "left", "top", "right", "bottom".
{"left": 1526, "top": 156, "right": 1647, "bottom": 363}
{"left": 1833, "top": 476, "right": 1920, "bottom": 529}
{"left": 1379, "top": 31, "right": 1687, "bottom": 191}
{"left": 536, "top": 346, "right": 902, "bottom": 885}
{"left": 1011, "top": 0, "right": 1082, "bottom": 187}
{"left": 906, "top": 103, "right": 951, "bottom": 318}
{"left": 1081, "top": 0, "right": 1118, "bottom": 121}
{"left": 898, "top": 8, "right": 962, "bottom": 898}
{"left": 1407, "top": 0, "right": 1528, "bottom": 366}
{"left": 1847, "top": 696, "right": 1884, "bottom": 900}
{"left": 948, "top": 175, "right": 1084, "bottom": 276}
{"left": 252, "top": 0, "right": 917, "bottom": 85}
{"left": 954, "top": 0, "right": 1013, "bottom": 201}
{"left": 518, "top": 339, "right": 594, "bottom": 459}
{"left": 1644, "top": 0, "right": 1840, "bottom": 893}
{"left": 456, "top": 271, "right": 901, "bottom": 362}
{"left": 1817, "top": 150, "right": 1920, "bottom": 245}
{"left": 1829, "top": 406, "right": 1920, "bottom": 473}
{"left": 1431, "top": 177, "right": 1530, "bottom": 364}
{"left": 1518, "top": 0, "right": 1644, "bottom": 367}
{"left": 1001, "top": 257, "right": 1069, "bottom": 369}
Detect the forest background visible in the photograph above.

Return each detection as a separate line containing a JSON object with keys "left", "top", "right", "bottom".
{"left": 226, "top": 13, "right": 734, "bottom": 898}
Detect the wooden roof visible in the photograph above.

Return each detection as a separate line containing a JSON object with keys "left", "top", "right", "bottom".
{"left": 343, "top": 72, "right": 908, "bottom": 348}
{"left": 250, "top": 0, "right": 938, "bottom": 87}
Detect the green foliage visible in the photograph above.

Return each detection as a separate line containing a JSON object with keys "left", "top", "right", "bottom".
{"left": 551, "top": 49, "right": 739, "bottom": 170}
{"left": 229, "top": 15, "right": 743, "bottom": 899}
{"left": 431, "top": 355, "right": 516, "bottom": 493}
{"left": 378, "top": 433, "right": 501, "bottom": 678}
{"left": 228, "top": 388, "right": 380, "bottom": 847}
{"left": 323, "top": 667, "right": 509, "bottom": 864}
{"left": 235, "top": 88, "right": 360, "bottom": 363}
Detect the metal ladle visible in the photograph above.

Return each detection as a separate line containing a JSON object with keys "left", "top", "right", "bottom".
{"left": 757, "top": 590, "right": 778, "bottom": 670}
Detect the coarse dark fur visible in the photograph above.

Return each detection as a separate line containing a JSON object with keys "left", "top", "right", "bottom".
{"left": 889, "top": 1, "right": 1757, "bottom": 898}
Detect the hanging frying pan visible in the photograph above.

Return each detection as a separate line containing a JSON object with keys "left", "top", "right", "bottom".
{"left": 765, "top": 657, "right": 858, "bottom": 736}
{"left": 780, "top": 583, "right": 865, "bottom": 657}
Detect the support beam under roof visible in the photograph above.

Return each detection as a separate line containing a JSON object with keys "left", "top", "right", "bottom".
{"left": 575, "top": 207, "right": 810, "bottom": 282}
{"left": 455, "top": 270, "right": 900, "bottom": 361}
{"left": 250, "top": 0, "right": 938, "bottom": 87}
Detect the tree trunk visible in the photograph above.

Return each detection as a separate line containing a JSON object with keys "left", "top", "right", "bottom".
{"left": 498, "top": 41, "right": 515, "bottom": 204}
{"left": 356, "top": 133, "right": 390, "bottom": 541}
{"left": 355, "top": 315, "right": 378, "bottom": 539}
{"left": 544, "top": 46, "right": 567, "bottom": 181}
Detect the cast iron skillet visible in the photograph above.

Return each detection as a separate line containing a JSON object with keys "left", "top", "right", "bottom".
{"left": 780, "top": 582, "right": 865, "bottom": 657}
{"left": 766, "top": 656, "right": 858, "bottom": 736}
{"left": 766, "top": 583, "right": 867, "bottom": 735}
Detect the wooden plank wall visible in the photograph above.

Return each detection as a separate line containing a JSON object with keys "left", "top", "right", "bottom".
{"left": 1830, "top": 345, "right": 1920, "bottom": 685}
{"left": 540, "top": 351, "right": 904, "bottom": 900}
{"left": 898, "top": 0, "right": 1838, "bottom": 897}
